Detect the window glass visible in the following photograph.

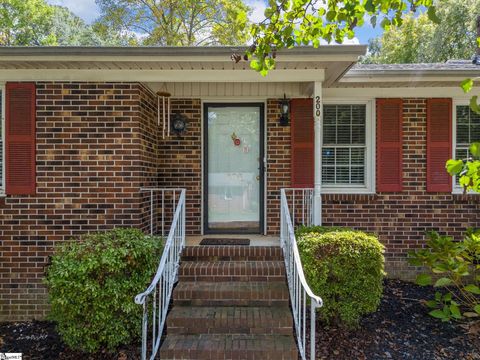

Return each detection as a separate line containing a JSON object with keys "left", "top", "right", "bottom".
{"left": 456, "top": 105, "right": 480, "bottom": 156}
{"left": 322, "top": 104, "right": 366, "bottom": 185}
{"left": 455, "top": 105, "right": 480, "bottom": 186}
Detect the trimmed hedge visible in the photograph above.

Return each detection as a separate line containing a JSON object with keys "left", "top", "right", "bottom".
{"left": 297, "top": 226, "right": 385, "bottom": 328}
{"left": 45, "top": 228, "right": 163, "bottom": 353}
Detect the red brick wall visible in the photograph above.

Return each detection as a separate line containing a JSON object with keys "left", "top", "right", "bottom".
{"left": 0, "top": 82, "right": 159, "bottom": 321}
{"left": 157, "top": 99, "right": 202, "bottom": 235}
{"left": 321, "top": 99, "right": 480, "bottom": 279}
{"left": 3, "top": 93, "right": 479, "bottom": 321}
{"left": 266, "top": 99, "right": 291, "bottom": 234}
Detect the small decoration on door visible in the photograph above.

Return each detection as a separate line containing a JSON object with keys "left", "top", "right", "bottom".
{"left": 231, "top": 132, "right": 241, "bottom": 146}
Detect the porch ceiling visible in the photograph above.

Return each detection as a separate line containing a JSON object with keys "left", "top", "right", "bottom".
{"left": 0, "top": 45, "right": 366, "bottom": 87}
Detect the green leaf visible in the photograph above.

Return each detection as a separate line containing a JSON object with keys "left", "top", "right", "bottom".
{"left": 450, "top": 304, "right": 462, "bottom": 319}
{"left": 425, "top": 300, "right": 438, "bottom": 308}
{"left": 429, "top": 309, "right": 448, "bottom": 320}
{"left": 364, "top": 0, "right": 375, "bottom": 12}
{"left": 250, "top": 59, "right": 262, "bottom": 71}
{"left": 446, "top": 159, "right": 464, "bottom": 175}
{"left": 470, "top": 96, "right": 480, "bottom": 115}
{"left": 475, "top": 305, "right": 480, "bottom": 314}
{"left": 461, "top": 79, "right": 474, "bottom": 93}
{"left": 326, "top": 11, "right": 336, "bottom": 22}
{"left": 416, "top": 274, "right": 432, "bottom": 286}
{"left": 464, "top": 284, "right": 480, "bottom": 295}
{"left": 434, "top": 277, "right": 453, "bottom": 287}
{"left": 469, "top": 142, "right": 480, "bottom": 158}
{"left": 427, "top": 6, "right": 441, "bottom": 24}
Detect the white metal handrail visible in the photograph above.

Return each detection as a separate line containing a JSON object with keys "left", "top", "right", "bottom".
{"left": 135, "top": 188, "right": 186, "bottom": 360}
{"left": 282, "top": 188, "right": 314, "bottom": 227}
{"left": 280, "top": 188, "right": 322, "bottom": 360}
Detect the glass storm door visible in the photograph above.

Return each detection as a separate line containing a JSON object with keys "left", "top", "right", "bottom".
{"left": 204, "top": 103, "right": 264, "bottom": 233}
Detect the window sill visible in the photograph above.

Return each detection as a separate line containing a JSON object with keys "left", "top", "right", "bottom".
{"left": 452, "top": 188, "right": 479, "bottom": 195}
{"left": 320, "top": 188, "right": 375, "bottom": 195}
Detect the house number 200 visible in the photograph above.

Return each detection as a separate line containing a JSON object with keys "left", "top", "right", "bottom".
{"left": 315, "top": 96, "right": 321, "bottom": 117}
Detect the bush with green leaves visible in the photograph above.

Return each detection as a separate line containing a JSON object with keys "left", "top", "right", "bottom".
{"left": 296, "top": 226, "right": 385, "bottom": 328}
{"left": 409, "top": 230, "right": 480, "bottom": 322}
{"left": 45, "top": 228, "right": 163, "bottom": 353}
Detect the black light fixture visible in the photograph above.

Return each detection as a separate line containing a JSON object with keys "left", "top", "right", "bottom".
{"left": 171, "top": 112, "right": 188, "bottom": 136}
{"left": 279, "top": 93, "right": 290, "bottom": 126}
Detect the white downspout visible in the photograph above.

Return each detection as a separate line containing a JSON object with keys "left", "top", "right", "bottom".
{"left": 313, "top": 81, "right": 322, "bottom": 225}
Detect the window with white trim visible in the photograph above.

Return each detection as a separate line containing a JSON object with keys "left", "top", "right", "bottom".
{"left": 454, "top": 104, "right": 480, "bottom": 187}
{"left": 321, "top": 101, "right": 374, "bottom": 193}
{"left": 455, "top": 105, "right": 480, "bottom": 160}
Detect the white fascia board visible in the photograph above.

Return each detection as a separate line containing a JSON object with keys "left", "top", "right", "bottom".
{"left": 0, "top": 55, "right": 361, "bottom": 63}
{"left": 324, "top": 86, "right": 475, "bottom": 98}
{"left": 0, "top": 69, "right": 325, "bottom": 82}
{"left": 0, "top": 45, "right": 367, "bottom": 62}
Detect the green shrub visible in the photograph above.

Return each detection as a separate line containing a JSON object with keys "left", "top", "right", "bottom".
{"left": 297, "top": 227, "right": 385, "bottom": 328}
{"left": 45, "top": 228, "right": 163, "bottom": 353}
{"left": 409, "top": 230, "right": 480, "bottom": 322}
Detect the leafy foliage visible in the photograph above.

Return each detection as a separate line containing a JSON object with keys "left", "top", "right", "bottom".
{"left": 364, "top": 0, "right": 480, "bottom": 64}
{"left": 95, "top": 0, "right": 250, "bottom": 46}
{"left": 44, "top": 228, "right": 163, "bottom": 353}
{"left": 247, "top": 0, "right": 440, "bottom": 75}
{"left": 296, "top": 227, "right": 385, "bottom": 328}
{"left": 0, "top": 0, "right": 126, "bottom": 46}
{"left": 363, "top": 13, "right": 435, "bottom": 64}
{"left": 246, "top": 0, "right": 480, "bottom": 114}
{"left": 0, "top": 0, "right": 56, "bottom": 45}
{"left": 446, "top": 142, "right": 480, "bottom": 193}
{"left": 409, "top": 230, "right": 480, "bottom": 322}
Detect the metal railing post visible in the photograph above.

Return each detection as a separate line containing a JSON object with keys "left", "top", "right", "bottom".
{"left": 136, "top": 188, "right": 186, "bottom": 360}
{"left": 280, "top": 188, "right": 322, "bottom": 360}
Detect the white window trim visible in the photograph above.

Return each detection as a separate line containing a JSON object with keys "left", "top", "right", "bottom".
{"left": 452, "top": 99, "right": 478, "bottom": 195}
{"left": 0, "top": 82, "right": 4, "bottom": 196}
{"left": 321, "top": 98, "right": 376, "bottom": 194}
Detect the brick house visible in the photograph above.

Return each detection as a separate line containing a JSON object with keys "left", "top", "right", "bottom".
{"left": 0, "top": 46, "right": 479, "bottom": 322}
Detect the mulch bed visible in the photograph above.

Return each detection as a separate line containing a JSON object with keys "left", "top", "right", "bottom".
{"left": 1, "top": 279, "right": 479, "bottom": 359}
{"left": 315, "top": 279, "right": 480, "bottom": 360}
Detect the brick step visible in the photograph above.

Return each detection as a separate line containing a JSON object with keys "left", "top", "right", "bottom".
{"left": 159, "top": 334, "right": 299, "bottom": 360}
{"left": 167, "top": 306, "right": 293, "bottom": 335}
{"left": 172, "top": 281, "right": 290, "bottom": 306}
{"left": 178, "top": 261, "right": 286, "bottom": 282}
{"left": 181, "top": 246, "right": 283, "bottom": 262}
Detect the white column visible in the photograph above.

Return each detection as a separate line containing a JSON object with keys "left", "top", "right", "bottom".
{"left": 313, "top": 81, "right": 322, "bottom": 225}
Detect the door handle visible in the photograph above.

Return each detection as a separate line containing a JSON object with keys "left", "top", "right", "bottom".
{"left": 258, "top": 157, "right": 267, "bottom": 173}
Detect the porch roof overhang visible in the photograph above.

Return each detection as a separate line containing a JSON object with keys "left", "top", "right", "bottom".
{"left": 0, "top": 45, "right": 367, "bottom": 87}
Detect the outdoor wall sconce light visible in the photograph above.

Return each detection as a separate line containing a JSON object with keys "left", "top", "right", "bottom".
{"left": 171, "top": 112, "right": 188, "bottom": 136}
{"left": 279, "top": 94, "right": 290, "bottom": 126}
